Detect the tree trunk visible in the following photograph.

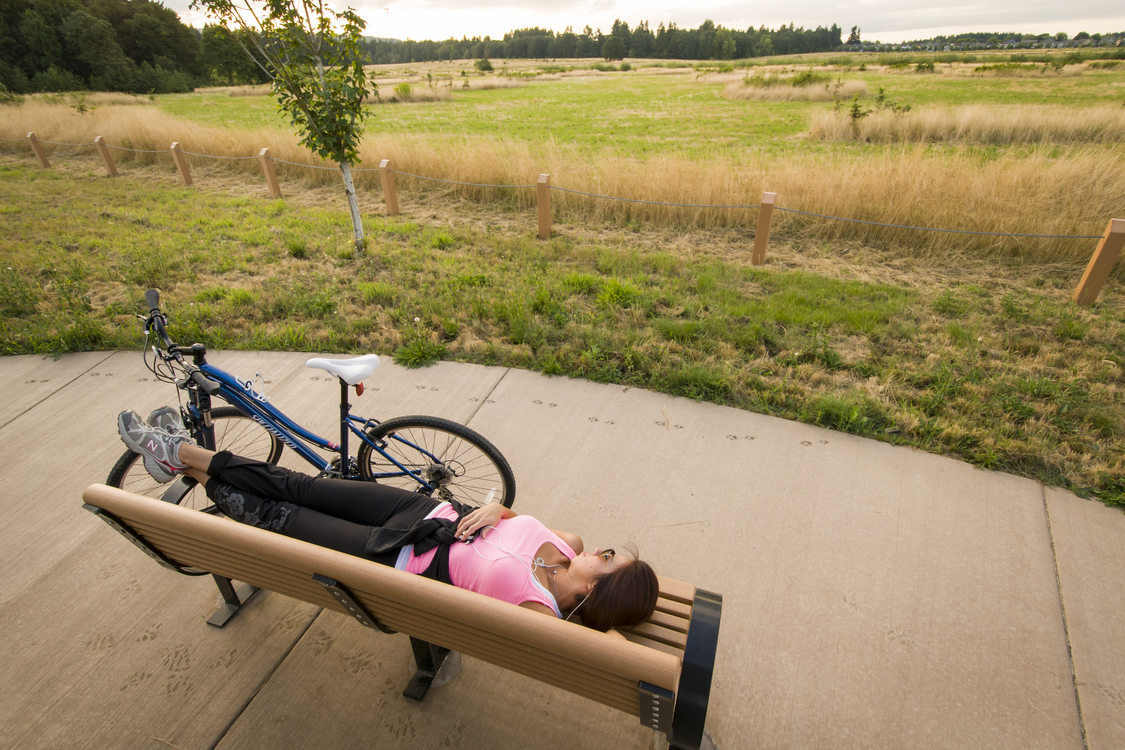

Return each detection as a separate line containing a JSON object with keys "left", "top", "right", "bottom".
{"left": 338, "top": 160, "right": 365, "bottom": 251}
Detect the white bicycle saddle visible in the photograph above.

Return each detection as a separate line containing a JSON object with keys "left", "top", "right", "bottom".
{"left": 305, "top": 354, "right": 381, "bottom": 385}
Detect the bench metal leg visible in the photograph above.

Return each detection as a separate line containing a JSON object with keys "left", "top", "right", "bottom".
{"left": 403, "top": 637, "right": 451, "bottom": 702}
{"left": 206, "top": 574, "right": 260, "bottom": 628}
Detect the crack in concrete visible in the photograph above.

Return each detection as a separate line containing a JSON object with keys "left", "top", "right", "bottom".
{"left": 1042, "top": 485, "right": 1089, "bottom": 750}
{"left": 0, "top": 351, "right": 118, "bottom": 432}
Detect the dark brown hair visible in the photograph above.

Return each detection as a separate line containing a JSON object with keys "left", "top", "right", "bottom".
{"left": 578, "top": 556, "right": 659, "bottom": 632}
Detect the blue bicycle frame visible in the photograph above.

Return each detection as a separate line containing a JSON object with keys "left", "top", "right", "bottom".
{"left": 190, "top": 360, "right": 438, "bottom": 487}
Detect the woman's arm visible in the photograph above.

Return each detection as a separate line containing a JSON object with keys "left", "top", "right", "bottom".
{"left": 520, "top": 601, "right": 556, "bottom": 617}
{"left": 550, "top": 529, "right": 583, "bottom": 553}
{"left": 455, "top": 502, "right": 515, "bottom": 540}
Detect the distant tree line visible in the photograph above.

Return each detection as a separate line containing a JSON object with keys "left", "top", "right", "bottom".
{"left": 846, "top": 28, "right": 1125, "bottom": 52}
{"left": 363, "top": 20, "right": 843, "bottom": 64}
{"left": 3, "top": 1, "right": 1119, "bottom": 96}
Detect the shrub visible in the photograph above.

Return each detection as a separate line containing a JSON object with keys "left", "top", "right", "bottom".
{"left": 0, "top": 61, "right": 29, "bottom": 94}
{"left": 393, "top": 82, "right": 413, "bottom": 101}
{"left": 474, "top": 58, "right": 493, "bottom": 72}
{"left": 602, "top": 36, "right": 626, "bottom": 61}
{"left": 30, "top": 66, "right": 84, "bottom": 93}
{"left": 792, "top": 69, "right": 829, "bottom": 87}
{"left": 132, "top": 63, "right": 194, "bottom": 94}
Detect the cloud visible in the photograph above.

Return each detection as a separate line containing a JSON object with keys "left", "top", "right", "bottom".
{"left": 162, "top": 0, "right": 1124, "bottom": 42}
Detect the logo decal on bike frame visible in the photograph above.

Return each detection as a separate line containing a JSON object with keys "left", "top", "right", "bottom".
{"left": 246, "top": 411, "right": 305, "bottom": 454}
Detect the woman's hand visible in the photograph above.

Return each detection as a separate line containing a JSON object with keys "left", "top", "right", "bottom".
{"left": 456, "top": 502, "right": 512, "bottom": 541}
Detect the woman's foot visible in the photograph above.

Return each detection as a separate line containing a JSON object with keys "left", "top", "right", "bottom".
{"left": 147, "top": 406, "right": 189, "bottom": 437}
{"left": 117, "top": 410, "right": 190, "bottom": 483}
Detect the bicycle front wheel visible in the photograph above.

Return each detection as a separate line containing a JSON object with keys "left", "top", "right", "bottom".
{"left": 357, "top": 415, "right": 516, "bottom": 508}
{"left": 106, "top": 407, "right": 284, "bottom": 511}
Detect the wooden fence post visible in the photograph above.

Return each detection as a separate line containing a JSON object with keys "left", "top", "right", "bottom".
{"left": 537, "top": 173, "right": 551, "bottom": 240}
{"left": 170, "top": 142, "right": 193, "bottom": 186}
{"left": 94, "top": 136, "right": 117, "bottom": 177}
{"left": 258, "top": 147, "right": 281, "bottom": 198}
{"left": 752, "top": 191, "right": 777, "bottom": 265}
{"left": 379, "top": 159, "right": 399, "bottom": 215}
{"left": 26, "top": 132, "right": 49, "bottom": 168}
{"left": 1073, "top": 218, "right": 1125, "bottom": 306}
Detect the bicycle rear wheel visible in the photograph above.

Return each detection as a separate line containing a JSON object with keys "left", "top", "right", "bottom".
{"left": 106, "top": 407, "right": 284, "bottom": 511}
{"left": 357, "top": 415, "right": 516, "bottom": 508}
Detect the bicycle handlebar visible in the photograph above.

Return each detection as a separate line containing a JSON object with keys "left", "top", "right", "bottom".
{"left": 145, "top": 288, "right": 161, "bottom": 314}
{"left": 142, "top": 289, "right": 174, "bottom": 349}
{"left": 189, "top": 369, "right": 221, "bottom": 395}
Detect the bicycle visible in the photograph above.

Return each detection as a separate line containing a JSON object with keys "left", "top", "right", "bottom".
{"left": 107, "top": 289, "right": 516, "bottom": 512}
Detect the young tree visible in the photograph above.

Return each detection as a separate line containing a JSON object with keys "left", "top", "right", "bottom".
{"left": 191, "top": 0, "right": 373, "bottom": 250}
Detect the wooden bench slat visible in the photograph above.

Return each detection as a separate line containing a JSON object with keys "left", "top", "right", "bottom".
{"left": 623, "top": 634, "right": 685, "bottom": 658}
{"left": 653, "top": 597, "right": 693, "bottom": 620}
{"left": 639, "top": 608, "right": 690, "bottom": 634}
{"left": 624, "top": 621, "right": 689, "bottom": 649}
{"left": 655, "top": 576, "right": 696, "bottom": 604}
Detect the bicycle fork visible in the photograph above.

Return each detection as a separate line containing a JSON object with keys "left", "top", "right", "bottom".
{"left": 185, "top": 387, "right": 217, "bottom": 451}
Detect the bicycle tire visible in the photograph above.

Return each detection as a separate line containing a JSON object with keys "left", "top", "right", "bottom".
{"left": 106, "top": 407, "right": 284, "bottom": 511}
{"left": 357, "top": 415, "right": 516, "bottom": 508}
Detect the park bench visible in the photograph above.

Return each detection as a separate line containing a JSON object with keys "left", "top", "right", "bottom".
{"left": 82, "top": 483, "right": 722, "bottom": 750}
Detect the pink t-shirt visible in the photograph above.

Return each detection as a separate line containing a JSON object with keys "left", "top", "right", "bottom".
{"left": 398, "top": 504, "right": 575, "bottom": 616}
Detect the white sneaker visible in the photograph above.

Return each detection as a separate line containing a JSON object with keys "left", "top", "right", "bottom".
{"left": 118, "top": 410, "right": 189, "bottom": 483}
{"left": 147, "top": 406, "right": 189, "bottom": 437}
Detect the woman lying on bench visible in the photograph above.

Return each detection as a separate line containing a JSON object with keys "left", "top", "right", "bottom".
{"left": 118, "top": 410, "right": 659, "bottom": 632}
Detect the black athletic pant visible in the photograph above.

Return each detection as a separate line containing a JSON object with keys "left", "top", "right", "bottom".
{"left": 203, "top": 451, "right": 441, "bottom": 566}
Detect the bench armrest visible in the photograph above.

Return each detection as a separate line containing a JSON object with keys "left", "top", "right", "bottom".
{"left": 670, "top": 588, "right": 722, "bottom": 750}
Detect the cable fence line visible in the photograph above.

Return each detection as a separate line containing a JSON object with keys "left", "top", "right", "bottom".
{"left": 273, "top": 156, "right": 339, "bottom": 171}
{"left": 8, "top": 131, "right": 1122, "bottom": 305}
{"left": 551, "top": 184, "right": 761, "bottom": 211}
{"left": 774, "top": 206, "right": 1104, "bottom": 240}
{"left": 39, "top": 138, "right": 94, "bottom": 148}
{"left": 391, "top": 169, "right": 536, "bottom": 190}
{"left": 105, "top": 144, "right": 169, "bottom": 154}
{"left": 180, "top": 149, "right": 257, "bottom": 161}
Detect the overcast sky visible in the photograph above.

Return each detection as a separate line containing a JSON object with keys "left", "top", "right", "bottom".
{"left": 165, "top": 0, "right": 1125, "bottom": 45}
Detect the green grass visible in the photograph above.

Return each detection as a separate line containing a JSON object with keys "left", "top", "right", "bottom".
{"left": 153, "top": 61, "right": 1125, "bottom": 164}
{"left": 1, "top": 157, "right": 1121, "bottom": 506}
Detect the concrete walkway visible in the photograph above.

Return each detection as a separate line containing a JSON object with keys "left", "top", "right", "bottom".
{"left": 1, "top": 350, "right": 1122, "bottom": 749}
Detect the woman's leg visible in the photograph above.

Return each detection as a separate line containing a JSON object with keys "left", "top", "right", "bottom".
{"left": 201, "top": 476, "right": 398, "bottom": 564}
{"left": 180, "top": 444, "right": 439, "bottom": 527}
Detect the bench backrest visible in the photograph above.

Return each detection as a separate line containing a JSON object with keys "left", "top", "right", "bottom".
{"left": 82, "top": 484, "right": 692, "bottom": 719}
